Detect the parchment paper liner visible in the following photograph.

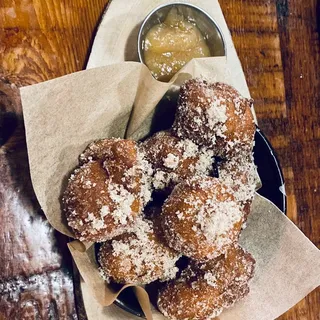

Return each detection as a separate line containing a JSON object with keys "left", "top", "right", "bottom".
{"left": 21, "top": 57, "right": 243, "bottom": 238}
{"left": 20, "top": 58, "right": 320, "bottom": 320}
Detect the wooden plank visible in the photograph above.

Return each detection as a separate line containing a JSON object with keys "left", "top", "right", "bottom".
{"left": 0, "top": 0, "right": 109, "bottom": 82}
{"left": 0, "top": 0, "right": 319, "bottom": 319}
{"left": 0, "top": 270, "right": 76, "bottom": 319}
{"left": 0, "top": 78, "right": 79, "bottom": 318}
{"left": 0, "top": 80, "right": 63, "bottom": 280}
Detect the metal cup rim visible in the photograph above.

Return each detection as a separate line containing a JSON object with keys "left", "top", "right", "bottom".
{"left": 137, "top": 2, "right": 227, "bottom": 65}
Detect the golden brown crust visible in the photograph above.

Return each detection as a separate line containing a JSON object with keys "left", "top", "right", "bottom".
{"left": 160, "top": 177, "right": 244, "bottom": 261}
{"left": 141, "top": 131, "right": 213, "bottom": 192}
{"left": 157, "top": 245, "right": 255, "bottom": 320}
{"left": 172, "top": 79, "right": 255, "bottom": 158}
{"left": 80, "top": 138, "right": 137, "bottom": 168}
{"left": 63, "top": 161, "right": 138, "bottom": 242}
{"left": 80, "top": 138, "right": 141, "bottom": 192}
{"left": 63, "top": 139, "right": 153, "bottom": 242}
{"left": 98, "top": 218, "right": 180, "bottom": 284}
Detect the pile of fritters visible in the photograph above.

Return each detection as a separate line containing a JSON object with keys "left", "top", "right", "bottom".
{"left": 62, "top": 79, "right": 257, "bottom": 320}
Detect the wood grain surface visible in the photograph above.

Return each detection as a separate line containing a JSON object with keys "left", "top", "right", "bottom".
{"left": 0, "top": 0, "right": 319, "bottom": 319}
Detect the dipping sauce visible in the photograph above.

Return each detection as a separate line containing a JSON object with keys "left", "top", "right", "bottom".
{"left": 143, "top": 8, "right": 211, "bottom": 82}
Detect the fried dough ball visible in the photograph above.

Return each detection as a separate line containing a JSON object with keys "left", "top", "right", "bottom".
{"left": 63, "top": 161, "right": 138, "bottom": 242}
{"left": 157, "top": 245, "right": 255, "bottom": 320}
{"left": 172, "top": 79, "right": 255, "bottom": 158}
{"left": 98, "top": 218, "right": 181, "bottom": 284}
{"left": 160, "top": 177, "right": 244, "bottom": 260}
{"left": 63, "top": 139, "right": 153, "bottom": 242}
{"left": 141, "top": 131, "right": 214, "bottom": 192}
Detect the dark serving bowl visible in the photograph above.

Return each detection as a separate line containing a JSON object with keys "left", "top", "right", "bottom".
{"left": 113, "top": 127, "right": 287, "bottom": 318}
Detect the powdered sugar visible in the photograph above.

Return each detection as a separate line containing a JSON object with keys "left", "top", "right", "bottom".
{"left": 100, "top": 206, "right": 109, "bottom": 217}
{"left": 142, "top": 131, "right": 213, "bottom": 191}
{"left": 206, "top": 98, "right": 228, "bottom": 130}
{"left": 176, "top": 139, "right": 199, "bottom": 158}
{"left": 204, "top": 272, "right": 218, "bottom": 287}
{"left": 135, "top": 149, "right": 154, "bottom": 205}
{"left": 163, "top": 153, "right": 180, "bottom": 169}
{"left": 91, "top": 219, "right": 104, "bottom": 231}
{"left": 195, "top": 149, "right": 214, "bottom": 173}
{"left": 172, "top": 79, "right": 255, "bottom": 157}
{"left": 108, "top": 183, "right": 135, "bottom": 225}
{"left": 218, "top": 154, "right": 257, "bottom": 205}
{"left": 153, "top": 170, "right": 178, "bottom": 190}
{"left": 196, "top": 200, "right": 242, "bottom": 243}
{"left": 99, "top": 218, "right": 181, "bottom": 284}
{"left": 161, "top": 177, "right": 244, "bottom": 260}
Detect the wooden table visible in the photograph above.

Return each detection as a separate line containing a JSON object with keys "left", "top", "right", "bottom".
{"left": 0, "top": 0, "right": 319, "bottom": 319}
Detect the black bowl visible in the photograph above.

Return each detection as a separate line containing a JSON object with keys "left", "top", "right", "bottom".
{"left": 113, "top": 127, "right": 287, "bottom": 318}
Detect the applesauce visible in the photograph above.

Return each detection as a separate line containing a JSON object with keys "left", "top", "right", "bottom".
{"left": 143, "top": 8, "right": 211, "bottom": 82}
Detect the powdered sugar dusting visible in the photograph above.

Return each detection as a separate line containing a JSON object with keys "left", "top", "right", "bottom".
{"left": 196, "top": 200, "right": 242, "bottom": 244}
{"left": 163, "top": 153, "right": 180, "bottom": 169}
{"left": 204, "top": 271, "right": 218, "bottom": 287}
{"left": 206, "top": 97, "right": 228, "bottom": 132}
{"left": 63, "top": 139, "right": 152, "bottom": 242}
{"left": 172, "top": 79, "right": 255, "bottom": 157}
{"left": 136, "top": 149, "right": 154, "bottom": 205}
{"left": 142, "top": 131, "right": 214, "bottom": 191}
{"left": 218, "top": 154, "right": 257, "bottom": 211}
{"left": 107, "top": 183, "right": 135, "bottom": 225}
{"left": 98, "top": 218, "right": 181, "bottom": 285}
{"left": 161, "top": 177, "right": 244, "bottom": 260}
{"left": 157, "top": 245, "right": 255, "bottom": 320}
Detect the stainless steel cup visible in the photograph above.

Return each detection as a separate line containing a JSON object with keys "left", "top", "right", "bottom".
{"left": 138, "top": 2, "right": 227, "bottom": 68}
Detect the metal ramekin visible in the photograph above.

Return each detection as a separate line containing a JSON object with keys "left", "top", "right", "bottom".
{"left": 138, "top": 2, "right": 227, "bottom": 69}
